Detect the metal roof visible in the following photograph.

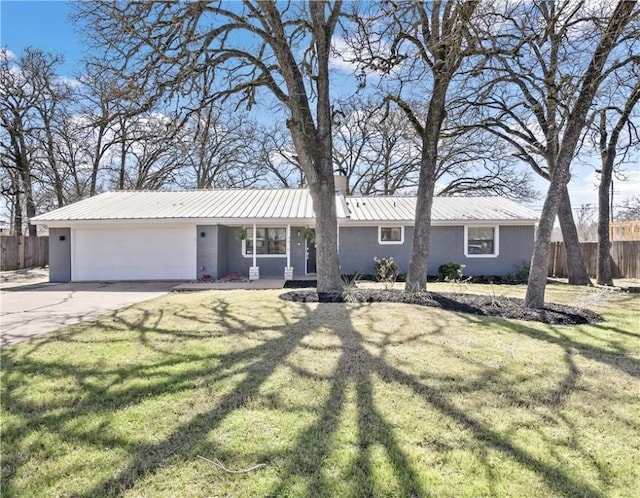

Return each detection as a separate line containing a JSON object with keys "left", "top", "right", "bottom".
{"left": 32, "top": 189, "right": 317, "bottom": 222}
{"left": 345, "top": 195, "right": 539, "bottom": 223}
{"left": 31, "top": 189, "right": 538, "bottom": 224}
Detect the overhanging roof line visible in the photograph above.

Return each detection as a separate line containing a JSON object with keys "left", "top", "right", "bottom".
{"left": 31, "top": 190, "right": 540, "bottom": 224}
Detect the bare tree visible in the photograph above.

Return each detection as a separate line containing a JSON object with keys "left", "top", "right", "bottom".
{"left": 1, "top": 50, "right": 34, "bottom": 236}
{"left": 75, "top": 1, "right": 344, "bottom": 292}
{"left": 75, "top": 69, "right": 128, "bottom": 197}
{"left": 590, "top": 70, "right": 640, "bottom": 285}
{"left": 466, "top": 0, "right": 638, "bottom": 306}
{"left": 351, "top": 0, "right": 481, "bottom": 290}
{"left": 254, "top": 124, "right": 306, "bottom": 188}
{"left": 469, "top": 0, "right": 605, "bottom": 286}
{"left": 332, "top": 96, "right": 536, "bottom": 198}
{"left": 616, "top": 195, "right": 640, "bottom": 221}
{"left": 173, "top": 71, "right": 264, "bottom": 190}
{"left": 0, "top": 48, "right": 73, "bottom": 234}
{"left": 113, "top": 114, "right": 185, "bottom": 190}
{"left": 521, "top": 0, "right": 638, "bottom": 307}
{"left": 53, "top": 106, "right": 91, "bottom": 203}
{"left": 575, "top": 204, "right": 598, "bottom": 242}
{"left": 332, "top": 98, "right": 422, "bottom": 195}
{"left": 433, "top": 125, "right": 537, "bottom": 199}
{"left": 30, "top": 69, "right": 75, "bottom": 209}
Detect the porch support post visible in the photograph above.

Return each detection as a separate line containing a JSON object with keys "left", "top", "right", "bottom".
{"left": 337, "top": 223, "right": 340, "bottom": 274}
{"left": 249, "top": 223, "right": 259, "bottom": 280}
{"left": 252, "top": 223, "right": 257, "bottom": 268}
{"left": 284, "top": 224, "right": 293, "bottom": 280}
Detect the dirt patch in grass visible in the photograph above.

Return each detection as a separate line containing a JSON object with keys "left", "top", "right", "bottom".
{"left": 280, "top": 289, "right": 603, "bottom": 325}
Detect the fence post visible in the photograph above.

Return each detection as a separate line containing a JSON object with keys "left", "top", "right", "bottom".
{"left": 18, "top": 236, "right": 25, "bottom": 269}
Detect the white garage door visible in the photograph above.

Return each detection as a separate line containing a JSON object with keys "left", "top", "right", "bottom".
{"left": 72, "top": 224, "right": 197, "bottom": 281}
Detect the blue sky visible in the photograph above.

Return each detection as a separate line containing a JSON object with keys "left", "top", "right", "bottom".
{"left": 1, "top": 1, "right": 83, "bottom": 75}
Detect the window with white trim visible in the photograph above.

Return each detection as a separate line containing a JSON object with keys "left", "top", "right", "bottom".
{"left": 464, "top": 226, "right": 499, "bottom": 258}
{"left": 243, "top": 227, "right": 286, "bottom": 256}
{"left": 378, "top": 226, "right": 404, "bottom": 244}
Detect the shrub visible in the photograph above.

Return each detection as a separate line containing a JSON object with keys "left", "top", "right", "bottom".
{"left": 504, "top": 262, "right": 530, "bottom": 283}
{"left": 374, "top": 257, "right": 398, "bottom": 283}
{"left": 513, "top": 262, "right": 530, "bottom": 281}
{"left": 300, "top": 227, "right": 315, "bottom": 242}
{"left": 340, "top": 272, "right": 362, "bottom": 303}
{"left": 438, "top": 261, "right": 465, "bottom": 282}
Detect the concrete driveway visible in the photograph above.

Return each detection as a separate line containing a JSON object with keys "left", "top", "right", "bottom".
{"left": 0, "top": 282, "right": 176, "bottom": 347}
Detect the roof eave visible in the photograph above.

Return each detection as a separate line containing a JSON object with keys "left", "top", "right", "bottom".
{"left": 31, "top": 216, "right": 333, "bottom": 227}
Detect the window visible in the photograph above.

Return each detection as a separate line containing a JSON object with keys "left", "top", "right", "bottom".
{"left": 244, "top": 227, "right": 286, "bottom": 256}
{"left": 379, "top": 226, "right": 404, "bottom": 244}
{"left": 465, "top": 226, "right": 499, "bottom": 258}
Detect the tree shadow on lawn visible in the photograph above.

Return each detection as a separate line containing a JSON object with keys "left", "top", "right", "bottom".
{"left": 3, "top": 296, "right": 635, "bottom": 497}
{"left": 454, "top": 310, "right": 639, "bottom": 482}
{"left": 462, "top": 311, "right": 640, "bottom": 380}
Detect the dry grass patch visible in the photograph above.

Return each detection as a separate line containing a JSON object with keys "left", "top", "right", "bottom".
{"left": 1, "top": 284, "right": 639, "bottom": 497}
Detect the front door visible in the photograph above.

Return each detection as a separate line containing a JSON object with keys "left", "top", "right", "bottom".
{"left": 306, "top": 234, "right": 317, "bottom": 274}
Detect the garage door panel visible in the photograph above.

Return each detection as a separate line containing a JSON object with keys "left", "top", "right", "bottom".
{"left": 72, "top": 225, "right": 196, "bottom": 281}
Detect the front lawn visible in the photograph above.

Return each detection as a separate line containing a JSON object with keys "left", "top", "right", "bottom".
{"left": 2, "top": 283, "right": 639, "bottom": 497}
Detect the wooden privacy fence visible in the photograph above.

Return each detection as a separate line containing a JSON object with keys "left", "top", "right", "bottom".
{"left": 0, "top": 236, "right": 49, "bottom": 271}
{"left": 549, "top": 241, "right": 640, "bottom": 279}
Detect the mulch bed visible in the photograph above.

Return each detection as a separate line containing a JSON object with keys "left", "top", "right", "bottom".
{"left": 280, "top": 289, "right": 604, "bottom": 325}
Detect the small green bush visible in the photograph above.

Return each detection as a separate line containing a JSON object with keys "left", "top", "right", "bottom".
{"left": 504, "top": 262, "right": 530, "bottom": 283}
{"left": 438, "top": 261, "right": 465, "bottom": 282}
{"left": 374, "top": 257, "right": 398, "bottom": 283}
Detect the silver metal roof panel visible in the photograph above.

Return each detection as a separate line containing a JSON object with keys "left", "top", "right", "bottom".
{"left": 345, "top": 196, "right": 538, "bottom": 222}
{"left": 31, "top": 190, "right": 538, "bottom": 224}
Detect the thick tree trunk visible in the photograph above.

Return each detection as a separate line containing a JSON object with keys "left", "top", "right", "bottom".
{"left": 118, "top": 132, "right": 127, "bottom": 190}
{"left": 558, "top": 187, "right": 592, "bottom": 285}
{"left": 26, "top": 198, "right": 37, "bottom": 236}
{"left": 13, "top": 188, "right": 23, "bottom": 237}
{"left": 405, "top": 79, "right": 448, "bottom": 291}
{"left": 269, "top": 0, "right": 342, "bottom": 294}
{"left": 405, "top": 145, "right": 437, "bottom": 291}
{"left": 310, "top": 177, "right": 342, "bottom": 293}
{"left": 594, "top": 79, "right": 639, "bottom": 285}
{"left": 47, "top": 139, "right": 65, "bottom": 208}
{"left": 525, "top": 177, "right": 567, "bottom": 308}
{"left": 90, "top": 129, "right": 105, "bottom": 196}
{"left": 16, "top": 149, "right": 38, "bottom": 237}
{"left": 597, "top": 158, "right": 614, "bottom": 286}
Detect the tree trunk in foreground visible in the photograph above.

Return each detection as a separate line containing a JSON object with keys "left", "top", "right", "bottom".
{"left": 595, "top": 81, "right": 640, "bottom": 286}
{"left": 405, "top": 78, "right": 448, "bottom": 291}
{"left": 597, "top": 156, "right": 614, "bottom": 286}
{"left": 406, "top": 142, "right": 437, "bottom": 291}
{"left": 309, "top": 177, "right": 342, "bottom": 293}
{"left": 526, "top": 176, "right": 567, "bottom": 308}
{"left": 558, "top": 188, "right": 592, "bottom": 285}
{"left": 596, "top": 170, "right": 613, "bottom": 286}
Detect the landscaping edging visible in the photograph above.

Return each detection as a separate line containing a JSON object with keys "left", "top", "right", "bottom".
{"left": 280, "top": 289, "right": 604, "bottom": 325}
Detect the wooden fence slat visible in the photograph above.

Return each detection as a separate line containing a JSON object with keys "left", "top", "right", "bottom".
{"left": 0, "top": 236, "right": 49, "bottom": 271}
{"left": 548, "top": 240, "right": 639, "bottom": 279}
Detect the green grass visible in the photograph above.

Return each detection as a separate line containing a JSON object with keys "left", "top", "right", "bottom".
{"left": 1, "top": 283, "right": 639, "bottom": 497}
